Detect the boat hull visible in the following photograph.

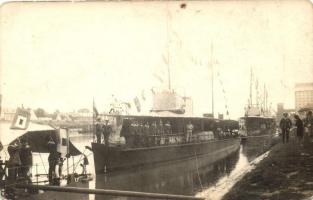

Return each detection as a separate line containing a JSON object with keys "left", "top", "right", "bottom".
{"left": 92, "top": 138, "right": 240, "bottom": 174}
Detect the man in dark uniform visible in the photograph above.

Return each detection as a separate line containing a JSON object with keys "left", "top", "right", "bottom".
{"left": 149, "top": 121, "right": 157, "bottom": 146}
{"left": 304, "top": 111, "right": 313, "bottom": 137}
{"left": 144, "top": 122, "right": 150, "bottom": 146}
{"left": 6, "top": 141, "right": 21, "bottom": 199}
{"left": 102, "top": 119, "right": 112, "bottom": 146}
{"left": 47, "top": 137, "right": 58, "bottom": 184}
{"left": 95, "top": 118, "right": 102, "bottom": 144}
{"left": 279, "top": 113, "right": 292, "bottom": 143}
{"left": 19, "top": 138, "right": 32, "bottom": 179}
{"left": 128, "top": 121, "right": 137, "bottom": 147}
{"left": 137, "top": 122, "right": 144, "bottom": 146}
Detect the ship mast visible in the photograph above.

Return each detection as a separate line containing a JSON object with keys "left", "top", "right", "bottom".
{"left": 166, "top": 3, "right": 172, "bottom": 91}
{"left": 249, "top": 67, "right": 253, "bottom": 107}
{"left": 210, "top": 43, "right": 214, "bottom": 117}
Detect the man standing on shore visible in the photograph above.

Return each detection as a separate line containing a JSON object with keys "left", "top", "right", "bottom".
{"left": 279, "top": 113, "right": 292, "bottom": 143}
{"left": 304, "top": 111, "right": 313, "bottom": 137}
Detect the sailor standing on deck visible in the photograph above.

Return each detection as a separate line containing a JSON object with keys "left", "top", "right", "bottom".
{"left": 279, "top": 113, "right": 292, "bottom": 144}
{"left": 150, "top": 121, "right": 157, "bottom": 146}
{"left": 164, "top": 121, "right": 172, "bottom": 144}
{"left": 186, "top": 121, "right": 194, "bottom": 142}
{"left": 6, "top": 141, "right": 21, "bottom": 199}
{"left": 129, "top": 121, "right": 137, "bottom": 147}
{"left": 19, "top": 138, "right": 32, "bottom": 179}
{"left": 95, "top": 118, "right": 102, "bottom": 144}
{"left": 47, "top": 137, "right": 58, "bottom": 185}
{"left": 102, "top": 118, "right": 112, "bottom": 146}
{"left": 144, "top": 122, "right": 150, "bottom": 146}
{"left": 7, "top": 140, "right": 21, "bottom": 181}
{"left": 138, "top": 122, "right": 145, "bottom": 146}
{"left": 157, "top": 120, "right": 164, "bottom": 145}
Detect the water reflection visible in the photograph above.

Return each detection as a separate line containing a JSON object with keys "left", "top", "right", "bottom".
{"left": 92, "top": 149, "right": 239, "bottom": 200}
{"left": 196, "top": 135, "right": 278, "bottom": 200}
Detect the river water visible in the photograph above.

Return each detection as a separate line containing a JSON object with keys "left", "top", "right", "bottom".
{"left": 0, "top": 127, "right": 279, "bottom": 200}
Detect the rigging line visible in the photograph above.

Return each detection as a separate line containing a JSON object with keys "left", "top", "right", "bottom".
{"left": 216, "top": 66, "right": 230, "bottom": 116}
{"left": 73, "top": 149, "right": 87, "bottom": 172}
{"left": 62, "top": 152, "right": 93, "bottom": 173}
{"left": 193, "top": 149, "right": 203, "bottom": 191}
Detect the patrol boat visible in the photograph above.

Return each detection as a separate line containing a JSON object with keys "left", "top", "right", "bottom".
{"left": 238, "top": 69, "right": 276, "bottom": 140}
{"left": 91, "top": 90, "right": 240, "bottom": 174}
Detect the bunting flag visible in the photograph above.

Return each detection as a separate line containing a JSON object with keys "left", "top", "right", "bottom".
{"left": 93, "top": 100, "right": 99, "bottom": 117}
{"left": 0, "top": 94, "right": 2, "bottom": 117}
{"left": 153, "top": 73, "right": 164, "bottom": 83}
{"left": 10, "top": 107, "right": 31, "bottom": 130}
{"left": 255, "top": 78, "right": 259, "bottom": 89}
{"left": 134, "top": 97, "right": 141, "bottom": 112}
{"left": 162, "top": 54, "right": 169, "bottom": 65}
{"left": 141, "top": 90, "right": 146, "bottom": 101}
{"left": 122, "top": 102, "right": 132, "bottom": 109}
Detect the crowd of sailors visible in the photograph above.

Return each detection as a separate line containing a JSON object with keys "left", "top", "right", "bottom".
{"left": 95, "top": 118, "right": 112, "bottom": 145}
{"left": 94, "top": 117, "right": 239, "bottom": 148}
{"left": 0, "top": 136, "right": 89, "bottom": 194}
{"left": 122, "top": 120, "right": 192, "bottom": 147}
{"left": 0, "top": 138, "right": 33, "bottom": 198}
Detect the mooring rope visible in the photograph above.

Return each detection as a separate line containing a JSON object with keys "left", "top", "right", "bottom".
{"left": 62, "top": 152, "right": 93, "bottom": 174}
{"left": 193, "top": 149, "right": 204, "bottom": 191}
{"left": 72, "top": 148, "right": 87, "bottom": 173}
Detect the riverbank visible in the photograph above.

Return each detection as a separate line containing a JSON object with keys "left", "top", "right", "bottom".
{"left": 223, "top": 136, "right": 313, "bottom": 200}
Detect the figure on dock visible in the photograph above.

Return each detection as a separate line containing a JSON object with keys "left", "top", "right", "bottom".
{"left": 304, "top": 111, "right": 313, "bottom": 137}
{"left": 279, "top": 113, "right": 292, "bottom": 143}
{"left": 294, "top": 114, "right": 304, "bottom": 143}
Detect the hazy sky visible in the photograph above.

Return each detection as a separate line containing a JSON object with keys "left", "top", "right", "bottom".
{"left": 0, "top": 1, "right": 312, "bottom": 119}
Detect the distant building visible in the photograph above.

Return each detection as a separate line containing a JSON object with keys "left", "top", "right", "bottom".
{"left": 1, "top": 107, "right": 16, "bottom": 121}
{"left": 295, "top": 82, "right": 313, "bottom": 110}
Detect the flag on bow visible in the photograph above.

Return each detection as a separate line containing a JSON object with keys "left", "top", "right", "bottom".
{"left": 10, "top": 107, "right": 31, "bottom": 130}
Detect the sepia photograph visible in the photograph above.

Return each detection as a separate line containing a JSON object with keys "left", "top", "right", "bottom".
{"left": 0, "top": 0, "right": 312, "bottom": 199}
